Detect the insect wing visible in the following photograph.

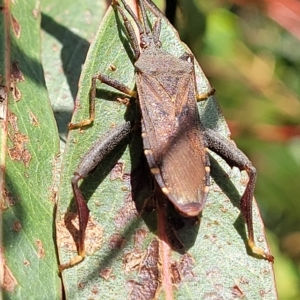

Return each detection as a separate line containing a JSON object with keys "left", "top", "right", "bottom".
{"left": 136, "top": 55, "right": 209, "bottom": 216}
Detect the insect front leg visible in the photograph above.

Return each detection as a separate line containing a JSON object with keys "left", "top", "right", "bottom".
{"left": 204, "top": 128, "right": 274, "bottom": 262}
{"left": 69, "top": 74, "right": 136, "bottom": 130}
{"left": 60, "top": 121, "right": 132, "bottom": 270}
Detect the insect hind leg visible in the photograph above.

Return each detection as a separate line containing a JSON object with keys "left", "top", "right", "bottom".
{"left": 204, "top": 128, "right": 274, "bottom": 262}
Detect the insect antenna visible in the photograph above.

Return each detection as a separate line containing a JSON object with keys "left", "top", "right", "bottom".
{"left": 120, "top": 0, "right": 145, "bottom": 36}
{"left": 138, "top": 0, "right": 151, "bottom": 35}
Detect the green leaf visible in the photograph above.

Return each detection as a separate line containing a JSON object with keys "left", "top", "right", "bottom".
{"left": 1, "top": 0, "right": 61, "bottom": 299}
{"left": 41, "top": 0, "right": 108, "bottom": 141}
{"left": 57, "top": 2, "right": 277, "bottom": 299}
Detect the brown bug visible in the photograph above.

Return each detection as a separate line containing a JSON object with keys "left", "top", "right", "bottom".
{"left": 60, "top": 0, "right": 273, "bottom": 270}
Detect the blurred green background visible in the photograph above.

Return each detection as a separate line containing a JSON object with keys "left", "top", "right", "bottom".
{"left": 158, "top": 0, "right": 300, "bottom": 299}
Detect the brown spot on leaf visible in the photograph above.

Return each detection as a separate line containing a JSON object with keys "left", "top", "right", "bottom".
{"left": 57, "top": 212, "right": 103, "bottom": 255}
{"left": 23, "top": 260, "right": 30, "bottom": 266}
{"left": 214, "top": 284, "right": 224, "bottom": 293}
{"left": 170, "top": 253, "right": 195, "bottom": 285}
{"left": 11, "top": 15, "right": 21, "bottom": 38}
{"left": 10, "top": 61, "right": 24, "bottom": 101}
{"left": 259, "top": 289, "right": 271, "bottom": 296}
{"left": 2, "top": 188, "right": 16, "bottom": 209}
{"left": 206, "top": 267, "right": 221, "bottom": 280}
{"left": 133, "top": 228, "right": 148, "bottom": 249}
{"left": 10, "top": 87, "right": 21, "bottom": 103}
{"left": 29, "top": 111, "right": 39, "bottom": 126}
{"left": 49, "top": 153, "right": 61, "bottom": 205}
{"left": 108, "top": 233, "right": 126, "bottom": 249}
{"left": 11, "top": 61, "right": 24, "bottom": 82}
{"left": 220, "top": 206, "right": 228, "bottom": 213}
{"left": 203, "top": 292, "right": 223, "bottom": 300}
{"left": 239, "top": 276, "right": 249, "bottom": 285}
{"left": 8, "top": 111, "right": 17, "bottom": 131}
{"left": 32, "top": 8, "right": 39, "bottom": 19}
{"left": 114, "top": 192, "right": 138, "bottom": 229}
{"left": 35, "top": 239, "right": 45, "bottom": 259}
{"left": 91, "top": 285, "right": 99, "bottom": 294}
{"left": 110, "top": 161, "right": 125, "bottom": 181}
{"left": 8, "top": 111, "right": 31, "bottom": 167}
{"left": 123, "top": 250, "right": 145, "bottom": 273}
{"left": 117, "top": 97, "right": 130, "bottom": 106}
{"left": 207, "top": 220, "right": 216, "bottom": 227}
{"left": 232, "top": 285, "right": 244, "bottom": 299}
{"left": 127, "top": 239, "right": 161, "bottom": 300}
{"left": 78, "top": 282, "right": 85, "bottom": 289}
{"left": 13, "top": 220, "right": 22, "bottom": 232}
{"left": 122, "top": 172, "right": 131, "bottom": 186}
{"left": 260, "top": 268, "right": 270, "bottom": 275}
{"left": 177, "top": 254, "right": 195, "bottom": 280}
{"left": 0, "top": 85, "right": 7, "bottom": 120}
{"left": 257, "top": 235, "right": 264, "bottom": 242}
{"left": 240, "top": 173, "right": 249, "bottom": 187}
{"left": 20, "top": 147, "right": 31, "bottom": 166}
{"left": 170, "top": 262, "right": 181, "bottom": 285}
{"left": 52, "top": 42, "right": 59, "bottom": 52}
{"left": 0, "top": 248, "right": 18, "bottom": 292}
{"left": 8, "top": 132, "right": 31, "bottom": 166}
{"left": 99, "top": 268, "right": 114, "bottom": 281}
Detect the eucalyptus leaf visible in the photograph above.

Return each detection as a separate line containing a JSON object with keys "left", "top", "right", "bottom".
{"left": 1, "top": 1, "right": 61, "bottom": 299}
{"left": 57, "top": 2, "right": 277, "bottom": 299}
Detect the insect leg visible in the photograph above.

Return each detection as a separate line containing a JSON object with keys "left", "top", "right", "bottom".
{"left": 60, "top": 121, "right": 132, "bottom": 270}
{"left": 178, "top": 52, "right": 216, "bottom": 102}
{"left": 204, "top": 128, "right": 274, "bottom": 262}
{"left": 196, "top": 88, "right": 215, "bottom": 101}
{"left": 69, "top": 73, "right": 136, "bottom": 130}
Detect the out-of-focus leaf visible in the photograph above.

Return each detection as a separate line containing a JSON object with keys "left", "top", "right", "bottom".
{"left": 267, "top": 231, "right": 300, "bottom": 300}
{"left": 205, "top": 8, "right": 241, "bottom": 58}
{"left": 254, "top": 141, "right": 300, "bottom": 236}
{"left": 41, "top": 0, "right": 108, "bottom": 142}
{"left": 57, "top": 2, "right": 276, "bottom": 299}
{"left": 1, "top": 1, "right": 61, "bottom": 299}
